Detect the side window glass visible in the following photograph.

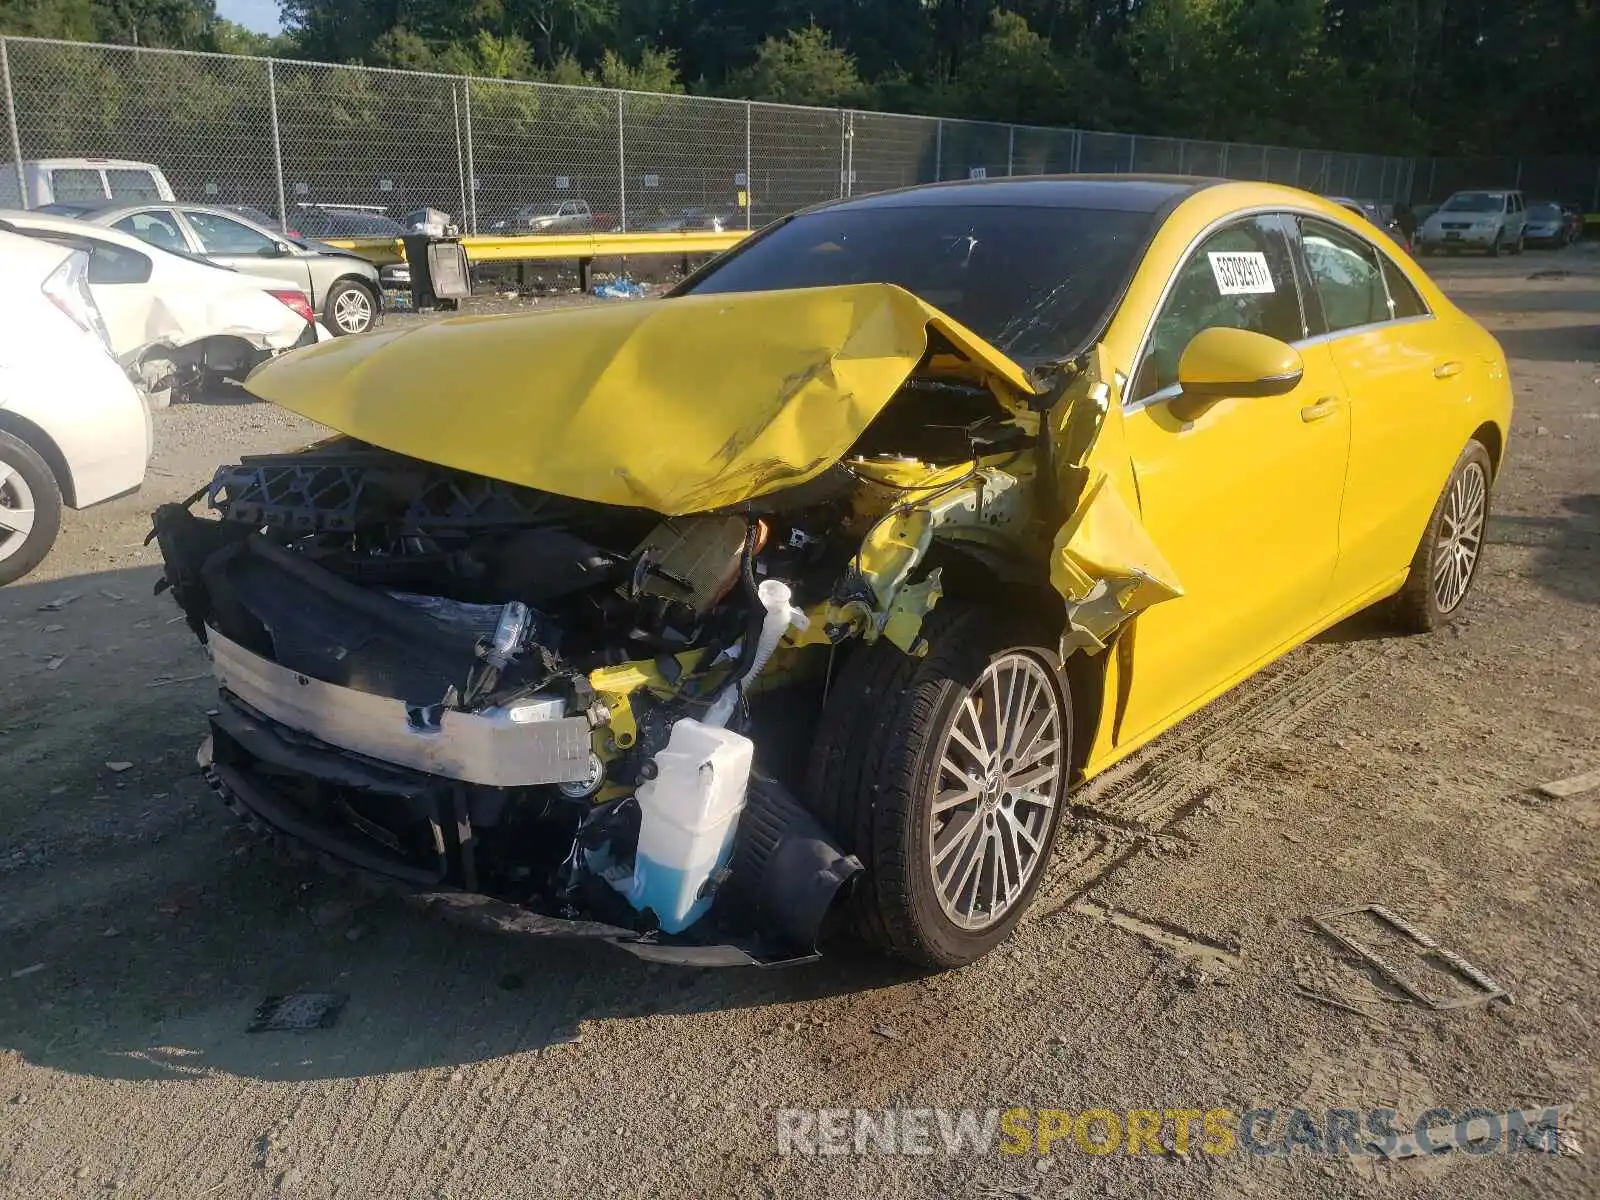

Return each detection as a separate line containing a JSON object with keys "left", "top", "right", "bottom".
{"left": 113, "top": 210, "right": 188, "bottom": 252}
{"left": 105, "top": 169, "right": 163, "bottom": 200}
{"left": 84, "top": 239, "right": 152, "bottom": 285}
{"left": 187, "top": 212, "right": 277, "bottom": 255}
{"left": 1137, "top": 215, "right": 1303, "bottom": 398}
{"left": 50, "top": 168, "right": 106, "bottom": 202}
{"left": 1300, "top": 219, "right": 1389, "bottom": 333}
{"left": 1380, "top": 256, "right": 1428, "bottom": 319}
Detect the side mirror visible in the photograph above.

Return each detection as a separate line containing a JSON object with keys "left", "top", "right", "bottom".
{"left": 1176, "top": 327, "right": 1304, "bottom": 399}
{"left": 260, "top": 242, "right": 292, "bottom": 257}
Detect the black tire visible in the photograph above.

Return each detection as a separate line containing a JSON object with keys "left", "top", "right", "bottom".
{"left": 324, "top": 279, "right": 377, "bottom": 336}
{"left": 1510, "top": 232, "right": 1525, "bottom": 255}
{"left": 1392, "top": 440, "right": 1494, "bottom": 633}
{"left": 1418, "top": 243, "right": 1433, "bottom": 257}
{"left": 805, "top": 601, "right": 1072, "bottom": 968}
{"left": 1486, "top": 231, "right": 1501, "bottom": 257}
{"left": 0, "top": 430, "right": 64, "bottom": 587}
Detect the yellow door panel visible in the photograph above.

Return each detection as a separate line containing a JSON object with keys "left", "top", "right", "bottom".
{"left": 1295, "top": 217, "right": 1482, "bottom": 608}
{"left": 1116, "top": 340, "right": 1350, "bottom": 747}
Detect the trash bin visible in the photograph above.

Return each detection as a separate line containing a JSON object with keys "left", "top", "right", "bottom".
{"left": 402, "top": 232, "right": 471, "bottom": 312}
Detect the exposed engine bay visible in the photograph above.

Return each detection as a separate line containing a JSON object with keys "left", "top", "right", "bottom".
{"left": 152, "top": 371, "right": 1049, "bottom": 963}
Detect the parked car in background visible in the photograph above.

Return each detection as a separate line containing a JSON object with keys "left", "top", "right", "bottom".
{"left": 0, "top": 157, "right": 175, "bottom": 210}
{"left": 1417, "top": 189, "right": 1527, "bottom": 256}
{"left": 79, "top": 203, "right": 383, "bottom": 336}
{"left": 0, "top": 230, "right": 151, "bottom": 584}
{"left": 636, "top": 206, "right": 740, "bottom": 233}
{"left": 1325, "top": 196, "right": 1402, "bottom": 242}
{"left": 225, "top": 205, "right": 296, "bottom": 234}
{"left": 1561, "top": 206, "right": 1584, "bottom": 243}
{"left": 291, "top": 205, "right": 409, "bottom": 240}
{"left": 0, "top": 210, "right": 322, "bottom": 407}
{"left": 489, "top": 199, "right": 607, "bottom": 235}
{"left": 1523, "top": 201, "right": 1573, "bottom": 247}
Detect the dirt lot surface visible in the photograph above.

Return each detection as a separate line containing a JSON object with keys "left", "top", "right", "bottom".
{"left": 2, "top": 250, "right": 1598, "bottom": 1199}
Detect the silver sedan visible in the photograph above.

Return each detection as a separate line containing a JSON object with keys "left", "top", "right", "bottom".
{"left": 75, "top": 203, "right": 384, "bottom": 336}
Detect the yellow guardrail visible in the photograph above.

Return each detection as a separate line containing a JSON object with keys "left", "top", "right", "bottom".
{"left": 324, "top": 229, "right": 750, "bottom": 266}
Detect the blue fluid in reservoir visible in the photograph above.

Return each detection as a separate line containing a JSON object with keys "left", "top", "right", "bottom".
{"left": 627, "top": 851, "right": 715, "bottom": 934}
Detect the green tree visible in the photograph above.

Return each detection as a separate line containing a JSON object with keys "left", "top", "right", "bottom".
{"left": 959, "top": 11, "right": 1062, "bottom": 123}
{"left": 727, "top": 23, "right": 863, "bottom": 106}
{"left": 596, "top": 45, "right": 684, "bottom": 93}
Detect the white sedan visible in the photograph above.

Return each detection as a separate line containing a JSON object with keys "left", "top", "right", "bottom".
{"left": 0, "top": 210, "right": 327, "bottom": 407}
{"left": 0, "top": 231, "right": 151, "bottom": 584}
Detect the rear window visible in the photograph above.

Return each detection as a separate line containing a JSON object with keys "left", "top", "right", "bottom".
{"left": 680, "top": 203, "right": 1153, "bottom": 362}
{"left": 49, "top": 168, "right": 107, "bottom": 202}
{"left": 1528, "top": 203, "right": 1562, "bottom": 219}
{"left": 105, "top": 168, "right": 163, "bottom": 201}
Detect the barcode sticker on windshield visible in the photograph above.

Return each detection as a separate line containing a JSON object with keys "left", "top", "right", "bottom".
{"left": 1208, "top": 251, "right": 1275, "bottom": 295}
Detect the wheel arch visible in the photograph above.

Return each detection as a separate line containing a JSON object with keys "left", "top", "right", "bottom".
{"left": 0, "top": 410, "right": 76, "bottom": 506}
{"left": 922, "top": 538, "right": 1105, "bottom": 784}
{"left": 1470, "top": 420, "right": 1505, "bottom": 480}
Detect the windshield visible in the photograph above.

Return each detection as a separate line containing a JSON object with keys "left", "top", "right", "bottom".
{"left": 1441, "top": 192, "right": 1506, "bottom": 213}
{"left": 1527, "top": 203, "right": 1562, "bottom": 219}
{"left": 679, "top": 203, "right": 1152, "bottom": 361}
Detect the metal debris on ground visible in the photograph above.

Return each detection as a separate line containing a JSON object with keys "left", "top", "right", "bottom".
{"left": 1534, "top": 767, "right": 1600, "bottom": 800}
{"left": 1074, "top": 900, "right": 1243, "bottom": 978}
{"left": 37, "top": 594, "right": 81, "bottom": 612}
{"left": 247, "top": 992, "right": 348, "bottom": 1033}
{"left": 1293, "top": 985, "right": 1381, "bottom": 1019}
{"left": 105, "top": 762, "right": 134, "bottom": 773}
{"left": 1309, "top": 904, "right": 1510, "bottom": 1010}
{"left": 146, "top": 672, "right": 212, "bottom": 688}
{"left": 9, "top": 963, "right": 46, "bottom": 979}
{"left": 870, "top": 1023, "right": 901, "bottom": 1040}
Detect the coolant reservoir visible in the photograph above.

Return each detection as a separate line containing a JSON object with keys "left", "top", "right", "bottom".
{"left": 614, "top": 718, "right": 754, "bottom": 934}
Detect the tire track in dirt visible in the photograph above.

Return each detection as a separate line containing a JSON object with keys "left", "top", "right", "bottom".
{"left": 1036, "top": 635, "right": 1402, "bottom": 911}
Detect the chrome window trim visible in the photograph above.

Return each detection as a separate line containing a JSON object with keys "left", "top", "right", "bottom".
{"left": 1124, "top": 203, "right": 1436, "bottom": 409}
{"left": 1123, "top": 312, "right": 1438, "bottom": 417}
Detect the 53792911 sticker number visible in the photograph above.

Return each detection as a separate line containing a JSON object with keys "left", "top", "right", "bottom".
{"left": 1208, "top": 251, "right": 1276, "bottom": 295}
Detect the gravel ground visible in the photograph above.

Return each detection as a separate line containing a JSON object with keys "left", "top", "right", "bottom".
{"left": 1, "top": 249, "right": 1598, "bottom": 1199}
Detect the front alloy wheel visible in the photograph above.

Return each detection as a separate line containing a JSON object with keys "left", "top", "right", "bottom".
{"left": 806, "top": 602, "right": 1072, "bottom": 967}
{"left": 326, "top": 281, "right": 375, "bottom": 336}
{"left": 930, "top": 653, "right": 1063, "bottom": 931}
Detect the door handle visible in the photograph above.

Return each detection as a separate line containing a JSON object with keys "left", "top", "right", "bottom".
{"left": 1433, "top": 360, "right": 1464, "bottom": 379}
{"left": 1300, "top": 396, "right": 1341, "bottom": 423}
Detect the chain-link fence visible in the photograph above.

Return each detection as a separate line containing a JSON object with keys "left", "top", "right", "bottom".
{"left": 0, "top": 35, "right": 1417, "bottom": 235}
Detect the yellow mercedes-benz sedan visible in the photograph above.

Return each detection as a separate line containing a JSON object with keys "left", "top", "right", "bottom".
{"left": 155, "top": 177, "right": 1512, "bottom": 969}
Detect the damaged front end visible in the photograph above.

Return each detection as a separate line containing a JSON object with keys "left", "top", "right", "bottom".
{"left": 152, "top": 282, "right": 1178, "bottom": 964}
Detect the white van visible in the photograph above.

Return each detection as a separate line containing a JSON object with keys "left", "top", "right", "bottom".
{"left": 0, "top": 158, "right": 177, "bottom": 210}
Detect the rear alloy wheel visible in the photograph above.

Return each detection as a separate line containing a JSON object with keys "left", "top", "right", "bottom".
{"left": 806, "top": 602, "right": 1071, "bottom": 967}
{"left": 1393, "top": 441, "right": 1492, "bottom": 633}
{"left": 326, "top": 280, "right": 376, "bottom": 336}
{"left": 0, "top": 430, "right": 63, "bottom": 587}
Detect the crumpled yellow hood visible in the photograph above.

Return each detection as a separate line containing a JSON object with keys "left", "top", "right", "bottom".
{"left": 245, "top": 283, "right": 1038, "bottom": 514}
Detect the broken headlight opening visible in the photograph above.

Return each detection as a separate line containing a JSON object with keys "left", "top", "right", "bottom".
{"left": 154, "top": 434, "right": 1035, "bottom": 964}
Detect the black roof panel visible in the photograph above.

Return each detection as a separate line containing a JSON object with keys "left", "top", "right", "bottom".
{"left": 819, "top": 174, "right": 1221, "bottom": 214}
